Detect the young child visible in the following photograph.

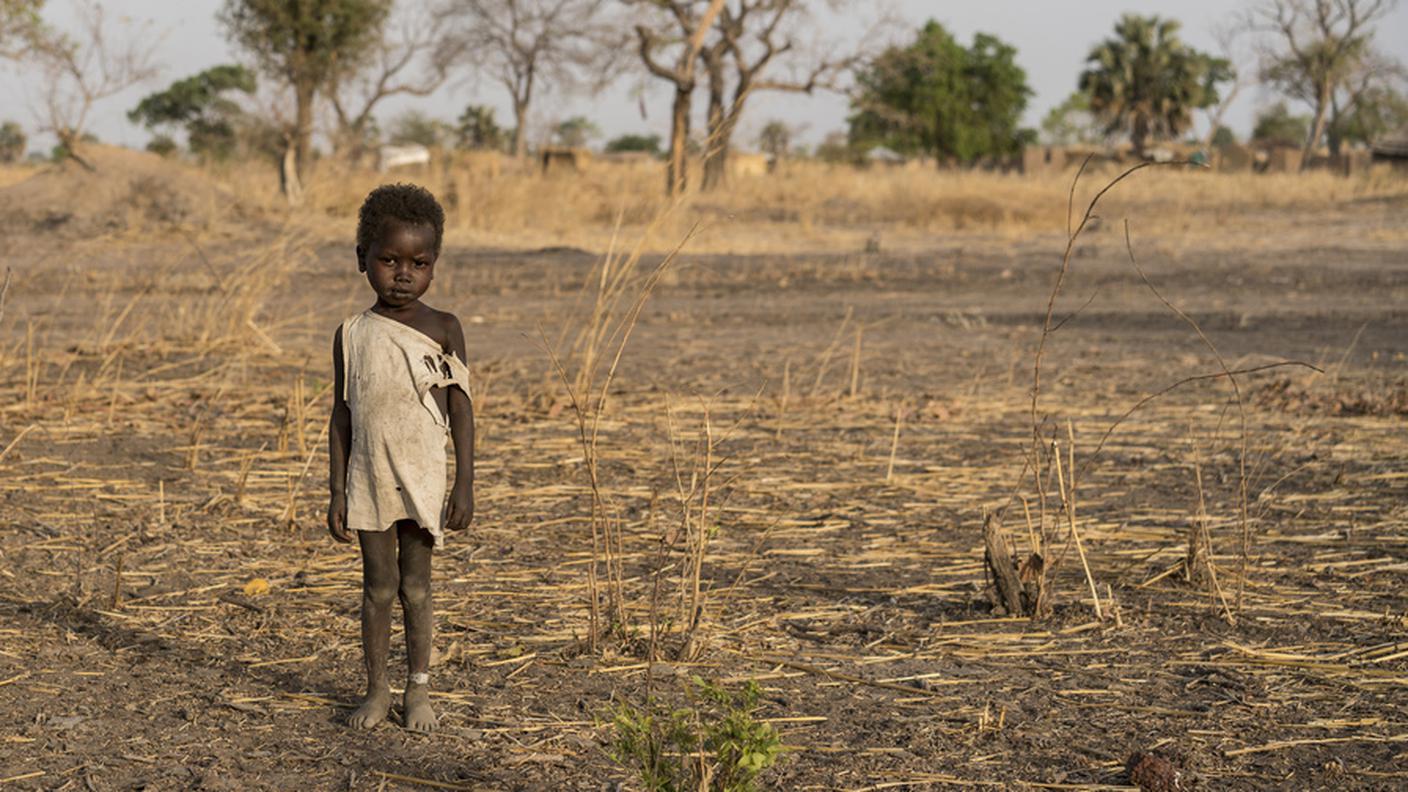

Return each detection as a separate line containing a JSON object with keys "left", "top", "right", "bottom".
{"left": 327, "top": 183, "right": 474, "bottom": 733}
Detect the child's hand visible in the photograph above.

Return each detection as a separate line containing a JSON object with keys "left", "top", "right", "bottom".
{"left": 445, "top": 487, "right": 473, "bottom": 532}
{"left": 328, "top": 492, "right": 352, "bottom": 543}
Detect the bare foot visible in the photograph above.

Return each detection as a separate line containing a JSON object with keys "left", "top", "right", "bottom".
{"left": 403, "top": 683, "right": 437, "bottom": 733}
{"left": 348, "top": 686, "right": 391, "bottom": 729}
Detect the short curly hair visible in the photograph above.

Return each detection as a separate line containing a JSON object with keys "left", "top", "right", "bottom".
{"left": 356, "top": 183, "right": 445, "bottom": 256}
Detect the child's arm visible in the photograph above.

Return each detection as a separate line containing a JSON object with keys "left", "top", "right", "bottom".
{"left": 328, "top": 329, "right": 354, "bottom": 542}
{"left": 443, "top": 315, "right": 475, "bottom": 532}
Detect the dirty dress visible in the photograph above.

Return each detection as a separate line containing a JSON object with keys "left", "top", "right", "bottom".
{"left": 340, "top": 309, "right": 470, "bottom": 548}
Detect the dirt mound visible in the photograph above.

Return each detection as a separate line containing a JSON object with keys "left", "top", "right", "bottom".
{"left": 0, "top": 144, "right": 238, "bottom": 237}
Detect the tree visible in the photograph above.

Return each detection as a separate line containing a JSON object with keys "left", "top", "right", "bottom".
{"left": 1079, "top": 15, "right": 1231, "bottom": 159}
{"left": 387, "top": 110, "right": 451, "bottom": 147}
{"left": 0, "top": 120, "right": 25, "bottom": 162}
{"left": 128, "top": 65, "right": 257, "bottom": 161}
{"left": 17, "top": 0, "right": 159, "bottom": 168}
{"left": 694, "top": 0, "right": 860, "bottom": 190}
{"left": 1040, "top": 91, "right": 1103, "bottom": 145}
{"left": 1331, "top": 82, "right": 1408, "bottom": 146}
{"left": 757, "top": 119, "right": 790, "bottom": 161}
{"left": 327, "top": 0, "right": 461, "bottom": 162}
{"left": 604, "top": 133, "right": 661, "bottom": 154}
{"left": 441, "top": 0, "right": 622, "bottom": 159}
{"left": 220, "top": 0, "right": 390, "bottom": 200}
{"left": 553, "top": 115, "right": 600, "bottom": 148}
{"left": 0, "top": 0, "right": 42, "bottom": 58}
{"left": 1252, "top": 101, "right": 1311, "bottom": 145}
{"left": 1252, "top": 0, "right": 1398, "bottom": 164}
{"left": 1211, "top": 124, "right": 1238, "bottom": 147}
{"left": 848, "top": 21, "right": 1031, "bottom": 165}
{"left": 456, "top": 104, "right": 505, "bottom": 150}
{"left": 1198, "top": 22, "right": 1255, "bottom": 149}
{"left": 634, "top": 0, "right": 728, "bottom": 194}
{"left": 145, "top": 134, "right": 178, "bottom": 157}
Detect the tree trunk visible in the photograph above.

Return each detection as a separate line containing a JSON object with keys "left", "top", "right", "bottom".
{"left": 700, "top": 50, "right": 727, "bottom": 191}
{"left": 1131, "top": 115, "right": 1149, "bottom": 160}
{"left": 512, "top": 106, "right": 528, "bottom": 159}
{"left": 280, "top": 140, "right": 303, "bottom": 206}
{"left": 666, "top": 83, "right": 691, "bottom": 196}
{"left": 1301, "top": 82, "right": 1331, "bottom": 171}
{"left": 512, "top": 70, "right": 534, "bottom": 160}
{"left": 1327, "top": 94, "right": 1343, "bottom": 159}
{"left": 293, "top": 81, "right": 315, "bottom": 184}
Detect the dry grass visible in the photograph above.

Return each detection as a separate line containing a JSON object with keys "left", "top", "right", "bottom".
{"left": 191, "top": 154, "right": 1408, "bottom": 254}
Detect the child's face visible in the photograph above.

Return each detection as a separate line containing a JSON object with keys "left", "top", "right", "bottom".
{"left": 358, "top": 219, "right": 438, "bottom": 308}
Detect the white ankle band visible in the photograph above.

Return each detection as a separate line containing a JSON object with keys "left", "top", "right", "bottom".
{"left": 409, "top": 672, "right": 429, "bottom": 685}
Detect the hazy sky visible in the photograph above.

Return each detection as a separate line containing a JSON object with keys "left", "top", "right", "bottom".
{"left": 5, "top": 0, "right": 1407, "bottom": 152}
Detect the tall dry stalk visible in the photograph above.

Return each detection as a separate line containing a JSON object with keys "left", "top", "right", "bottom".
{"left": 544, "top": 213, "right": 703, "bottom": 652}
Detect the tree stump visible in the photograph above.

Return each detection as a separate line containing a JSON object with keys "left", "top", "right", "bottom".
{"left": 983, "top": 513, "right": 1026, "bottom": 616}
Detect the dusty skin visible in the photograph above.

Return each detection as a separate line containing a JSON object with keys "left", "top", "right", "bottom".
{"left": 0, "top": 152, "right": 1405, "bottom": 789}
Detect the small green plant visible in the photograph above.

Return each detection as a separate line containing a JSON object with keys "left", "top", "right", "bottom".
{"left": 609, "top": 677, "right": 783, "bottom": 792}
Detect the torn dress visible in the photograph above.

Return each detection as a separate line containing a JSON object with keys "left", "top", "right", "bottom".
{"left": 340, "top": 309, "right": 470, "bottom": 548}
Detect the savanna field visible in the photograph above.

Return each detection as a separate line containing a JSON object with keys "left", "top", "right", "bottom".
{"left": 1, "top": 148, "right": 1407, "bottom": 790}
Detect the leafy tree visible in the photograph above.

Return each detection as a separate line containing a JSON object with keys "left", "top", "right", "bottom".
{"left": 1040, "top": 91, "right": 1103, "bottom": 145}
{"left": 1330, "top": 83, "right": 1408, "bottom": 146}
{"left": 219, "top": 0, "right": 390, "bottom": 199}
{"left": 128, "top": 64, "right": 256, "bottom": 160}
{"left": 1079, "top": 15, "right": 1231, "bottom": 158}
{"left": 848, "top": 21, "right": 1032, "bottom": 164}
{"left": 604, "top": 133, "right": 661, "bottom": 154}
{"left": 553, "top": 115, "right": 600, "bottom": 148}
{"left": 1211, "top": 124, "right": 1238, "bottom": 147}
{"left": 387, "top": 110, "right": 450, "bottom": 147}
{"left": 757, "top": 120, "right": 791, "bottom": 161}
{"left": 455, "top": 104, "right": 504, "bottom": 151}
{"left": 0, "top": 120, "right": 25, "bottom": 162}
{"left": 1252, "top": 101, "right": 1311, "bottom": 145}
{"left": 0, "top": 0, "right": 42, "bottom": 57}
{"left": 145, "top": 134, "right": 178, "bottom": 157}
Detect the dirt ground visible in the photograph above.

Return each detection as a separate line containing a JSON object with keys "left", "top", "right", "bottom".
{"left": 1, "top": 186, "right": 1406, "bottom": 791}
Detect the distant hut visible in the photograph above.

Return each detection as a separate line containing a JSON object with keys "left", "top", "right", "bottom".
{"left": 728, "top": 152, "right": 769, "bottom": 178}
{"left": 1371, "top": 125, "right": 1408, "bottom": 169}
{"left": 540, "top": 146, "right": 591, "bottom": 175}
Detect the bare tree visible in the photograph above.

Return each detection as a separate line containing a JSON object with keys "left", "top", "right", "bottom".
{"left": 1252, "top": 0, "right": 1397, "bottom": 166}
{"left": 633, "top": 0, "right": 727, "bottom": 195}
{"left": 441, "top": 0, "right": 624, "bottom": 160}
{"left": 1200, "top": 21, "right": 1255, "bottom": 148}
{"left": 697, "top": 0, "right": 865, "bottom": 190}
{"left": 328, "top": 0, "right": 464, "bottom": 162}
{"left": 24, "top": 0, "right": 159, "bottom": 168}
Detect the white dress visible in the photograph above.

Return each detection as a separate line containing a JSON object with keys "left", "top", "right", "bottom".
{"left": 340, "top": 309, "right": 470, "bottom": 548}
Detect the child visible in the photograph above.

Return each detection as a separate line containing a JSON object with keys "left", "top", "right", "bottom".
{"left": 327, "top": 183, "right": 474, "bottom": 733}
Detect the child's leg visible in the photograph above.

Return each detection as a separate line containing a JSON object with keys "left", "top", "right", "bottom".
{"left": 397, "top": 520, "right": 437, "bottom": 732}
{"left": 349, "top": 527, "right": 399, "bottom": 729}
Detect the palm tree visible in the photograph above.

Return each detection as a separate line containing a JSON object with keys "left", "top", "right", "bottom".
{"left": 1079, "top": 15, "right": 1230, "bottom": 159}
